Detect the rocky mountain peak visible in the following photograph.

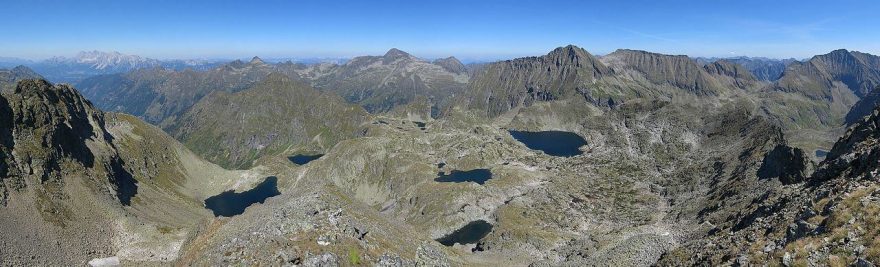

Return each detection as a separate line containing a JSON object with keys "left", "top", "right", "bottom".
{"left": 827, "top": 48, "right": 851, "bottom": 56}
{"left": 384, "top": 48, "right": 413, "bottom": 60}
{"left": 548, "top": 44, "right": 587, "bottom": 58}
{"left": 542, "top": 45, "right": 609, "bottom": 72}
{"left": 249, "top": 56, "right": 266, "bottom": 65}
{"left": 1, "top": 79, "right": 136, "bottom": 207}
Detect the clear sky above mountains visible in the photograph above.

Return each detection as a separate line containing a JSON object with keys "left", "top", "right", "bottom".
{"left": 2, "top": 0, "right": 878, "bottom": 60}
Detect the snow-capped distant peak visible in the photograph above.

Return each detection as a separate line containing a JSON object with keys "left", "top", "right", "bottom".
{"left": 50, "top": 50, "right": 160, "bottom": 70}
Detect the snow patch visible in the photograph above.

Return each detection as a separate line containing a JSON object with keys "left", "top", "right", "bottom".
{"left": 88, "top": 257, "right": 120, "bottom": 267}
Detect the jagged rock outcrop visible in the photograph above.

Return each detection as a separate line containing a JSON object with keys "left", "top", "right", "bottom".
{"left": 464, "top": 45, "right": 611, "bottom": 117}
{"left": 757, "top": 144, "right": 813, "bottom": 185}
{"left": 816, "top": 106, "right": 880, "bottom": 182}
{"left": 603, "top": 49, "right": 720, "bottom": 94}
{"left": 166, "top": 73, "right": 370, "bottom": 169}
{"left": 659, "top": 105, "right": 880, "bottom": 266}
{"left": 0, "top": 79, "right": 138, "bottom": 265}
{"left": 0, "top": 79, "right": 135, "bottom": 207}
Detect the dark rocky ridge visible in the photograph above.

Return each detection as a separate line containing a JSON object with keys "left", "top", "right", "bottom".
{"left": 0, "top": 79, "right": 135, "bottom": 207}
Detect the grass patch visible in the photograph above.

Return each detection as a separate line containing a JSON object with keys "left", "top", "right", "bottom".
{"left": 348, "top": 247, "right": 361, "bottom": 265}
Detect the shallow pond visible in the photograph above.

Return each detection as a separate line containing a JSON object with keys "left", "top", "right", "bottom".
{"left": 434, "top": 169, "right": 492, "bottom": 185}
{"left": 436, "top": 220, "right": 493, "bottom": 246}
{"left": 288, "top": 154, "right": 324, "bottom": 165}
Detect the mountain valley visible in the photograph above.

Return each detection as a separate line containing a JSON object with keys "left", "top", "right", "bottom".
{"left": 2, "top": 44, "right": 880, "bottom": 266}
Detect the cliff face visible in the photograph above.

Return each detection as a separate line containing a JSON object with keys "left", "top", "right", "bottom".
{"left": 604, "top": 49, "right": 721, "bottom": 95}
{"left": 464, "top": 45, "right": 611, "bottom": 117}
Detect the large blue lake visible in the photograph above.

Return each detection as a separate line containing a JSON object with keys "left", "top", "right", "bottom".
{"left": 509, "top": 130, "right": 587, "bottom": 157}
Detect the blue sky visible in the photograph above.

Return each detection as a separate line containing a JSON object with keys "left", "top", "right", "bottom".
{"left": 1, "top": 0, "right": 878, "bottom": 61}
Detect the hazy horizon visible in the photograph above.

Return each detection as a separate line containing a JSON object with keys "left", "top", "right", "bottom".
{"left": 2, "top": 0, "right": 879, "bottom": 61}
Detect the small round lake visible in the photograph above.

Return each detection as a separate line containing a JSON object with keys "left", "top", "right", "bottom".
{"left": 434, "top": 169, "right": 493, "bottom": 185}
{"left": 288, "top": 154, "right": 324, "bottom": 165}
{"left": 436, "top": 220, "right": 493, "bottom": 246}
{"left": 508, "top": 130, "right": 587, "bottom": 157}
{"left": 204, "top": 176, "right": 281, "bottom": 217}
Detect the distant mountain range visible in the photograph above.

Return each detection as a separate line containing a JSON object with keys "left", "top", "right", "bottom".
{"left": 0, "top": 51, "right": 225, "bottom": 83}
